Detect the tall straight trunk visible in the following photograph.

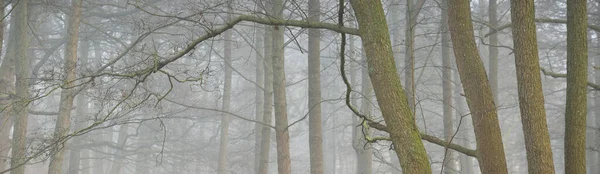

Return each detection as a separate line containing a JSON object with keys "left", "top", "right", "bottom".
{"left": 349, "top": 0, "right": 431, "bottom": 173}
{"left": 455, "top": 65, "right": 473, "bottom": 174}
{"left": 488, "top": 0, "right": 499, "bottom": 103}
{"left": 404, "top": 0, "right": 415, "bottom": 111}
{"left": 593, "top": 30, "right": 600, "bottom": 174}
{"left": 253, "top": 23, "right": 264, "bottom": 174}
{"left": 447, "top": 0, "right": 508, "bottom": 173}
{"left": 564, "top": 0, "right": 588, "bottom": 173}
{"left": 92, "top": 41, "right": 106, "bottom": 174}
{"left": 509, "top": 0, "right": 556, "bottom": 173}
{"left": 440, "top": 0, "right": 456, "bottom": 173}
{"left": 258, "top": 2, "right": 273, "bottom": 172}
{"left": 10, "top": 0, "right": 30, "bottom": 173}
{"left": 353, "top": 49, "right": 373, "bottom": 174}
{"left": 48, "top": 1, "right": 83, "bottom": 173}
{"left": 391, "top": 0, "right": 402, "bottom": 71}
{"left": 217, "top": 2, "right": 233, "bottom": 173}
{"left": 68, "top": 40, "right": 91, "bottom": 174}
{"left": 272, "top": 0, "right": 291, "bottom": 173}
{"left": 308, "top": 0, "right": 323, "bottom": 173}
{"left": 109, "top": 125, "right": 129, "bottom": 174}
{"left": 0, "top": 0, "right": 12, "bottom": 171}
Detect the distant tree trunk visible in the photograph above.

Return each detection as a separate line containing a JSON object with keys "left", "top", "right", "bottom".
{"left": 564, "top": 0, "right": 588, "bottom": 173}
{"left": 488, "top": 0, "right": 498, "bottom": 103}
{"left": 68, "top": 40, "right": 91, "bottom": 174}
{"left": 272, "top": 0, "right": 291, "bottom": 173}
{"left": 455, "top": 64, "right": 473, "bottom": 174}
{"left": 92, "top": 41, "right": 106, "bottom": 174}
{"left": 10, "top": 0, "right": 30, "bottom": 173}
{"left": 308, "top": 0, "right": 324, "bottom": 173}
{"left": 253, "top": 23, "right": 264, "bottom": 174}
{"left": 440, "top": 0, "right": 456, "bottom": 173}
{"left": 109, "top": 125, "right": 129, "bottom": 174}
{"left": 509, "top": 0, "right": 556, "bottom": 173}
{"left": 447, "top": 0, "right": 508, "bottom": 173}
{"left": 404, "top": 0, "right": 415, "bottom": 112}
{"left": 258, "top": 1, "right": 273, "bottom": 172}
{"left": 217, "top": 2, "right": 233, "bottom": 174}
{"left": 48, "top": 1, "right": 83, "bottom": 173}
{"left": 349, "top": 0, "right": 431, "bottom": 173}
{"left": 0, "top": 0, "right": 12, "bottom": 171}
{"left": 353, "top": 49, "right": 373, "bottom": 174}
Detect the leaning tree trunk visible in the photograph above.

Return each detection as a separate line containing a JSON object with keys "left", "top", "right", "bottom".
{"left": 308, "top": 0, "right": 324, "bottom": 173}
{"left": 48, "top": 1, "right": 83, "bottom": 173}
{"left": 509, "top": 0, "right": 556, "bottom": 173}
{"left": 564, "top": 0, "right": 588, "bottom": 173}
{"left": 217, "top": 2, "right": 233, "bottom": 173}
{"left": 272, "top": 0, "right": 291, "bottom": 173}
{"left": 447, "top": 0, "right": 508, "bottom": 173}
{"left": 349, "top": 0, "right": 431, "bottom": 173}
{"left": 10, "top": 0, "right": 30, "bottom": 173}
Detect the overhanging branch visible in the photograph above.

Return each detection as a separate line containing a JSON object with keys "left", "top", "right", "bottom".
{"left": 540, "top": 67, "right": 600, "bottom": 90}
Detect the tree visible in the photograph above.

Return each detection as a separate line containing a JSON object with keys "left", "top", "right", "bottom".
{"left": 253, "top": 23, "right": 265, "bottom": 174}
{"left": 440, "top": 0, "right": 457, "bottom": 173}
{"left": 509, "top": 0, "right": 556, "bottom": 173}
{"left": 447, "top": 0, "right": 508, "bottom": 173}
{"left": 217, "top": 1, "right": 233, "bottom": 173}
{"left": 349, "top": 0, "right": 431, "bottom": 173}
{"left": 68, "top": 40, "right": 91, "bottom": 174}
{"left": 10, "top": 0, "right": 31, "bottom": 173}
{"left": 258, "top": 2, "right": 274, "bottom": 173}
{"left": 353, "top": 49, "right": 373, "bottom": 174}
{"left": 48, "top": 0, "right": 83, "bottom": 173}
{"left": 308, "top": 0, "right": 324, "bottom": 173}
{"left": 488, "top": 0, "right": 499, "bottom": 102}
{"left": 564, "top": 0, "right": 588, "bottom": 173}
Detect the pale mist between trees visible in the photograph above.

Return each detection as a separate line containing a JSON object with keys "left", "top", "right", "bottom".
{"left": 0, "top": 0, "right": 598, "bottom": 174}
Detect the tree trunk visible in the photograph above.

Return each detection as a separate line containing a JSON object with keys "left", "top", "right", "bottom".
{"left": 258, "top": 2, "right": 273, "bottom": 172}
{"left": 594, "top": 30, "right": 600, "bottom": 174}
{"left": 509, "top": 0, "right": 556, "bottom": 173}
{"left": 109, "top": 125, "right": 129, "bottom": 174}
{"left": 353, "top": 49, "right": 373, "bottom": 174}
{"left": 349, "top": 0, "right": 431, "bottom": 173}
{"left": 0, "top": 0, "right": 12, "bottom": 171}
{"left": 440, "top": 0, "right": 456, "bottom": 173}
{"left": 48, "top": 1, "right": 83, "bottom": 173}
{"left": 253, "top": 23, "right": 264, "bottom": 174}
{"left": 308, "top": 0, "right": 323, "bottom": 173}
{"left": 455, "top": 65, "right": 473, "bottom": 174}
{"left": 10, "top": 0, "right": 30, "bottom": 173}
{"left": 564, "top": 0, "right": 588, "bottom": 173}
{"left": 272, "top": 0, "right": 291, "bottom": 173}
{"left": 92, "top": 41, "right": 106, "bottom": 174}
{"left": 488, "top": 0, "right": 499, "bottom": 103}
{"left": 68, "top": 40, "right": 91, "bottom": 174}
{"left": 404, "top": 0, "right": 415, "bottom": 112}
{"left": 217, "top": 2, "right": 233, "bottom": 173}
{"left": 447, "top": 0, "right": 508, "bottom": 173}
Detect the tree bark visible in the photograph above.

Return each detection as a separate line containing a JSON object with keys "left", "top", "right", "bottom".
{"left": 564, "top": 0, "right": 588, "bottom": 173}
{"left": 509, "top": 0, "right": 556, "bottom": 173}
{"left": 217, "top": 2, "right": 233, "bottom": 173}
{"left": 48, "top": 1, "right": 83, "bottom": 173}
{"left": 10, "top": 1, "right": 30, "bottom": 173}
{"left": 447, "top": 0, "right": 508, "bottom": 173}
{"left": 253, "top": 23, "right": 264, "bottom": 174}
{"left": 68, "top": 40, "right": 91, "bottom": 174}
{"left": 308, "top": 0, "right": 324, "bottom": 173}
{"left": 272, "top": 0, "right": 291, "bottom": 173}
{"left": 440, "top": 0, "right": 456, "bottom": 173}
{"left": 349, "top": 0, "right": 431, "bottom": 173}
{"left": 258, "top": 1, "right": 274, "bottom": 173}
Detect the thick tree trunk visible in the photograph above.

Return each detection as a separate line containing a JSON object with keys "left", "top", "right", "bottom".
{"left": 447, "top": 0, "right": 508, "bottom": 173}
{"left": 564, "top": 0, "right": 588, "bottom": 173}
{"left": 353, "top": 49, "right": 373, "bottom": 174}
{"left": 48, "top": 1, "right": 83, "bottom": 173}
{"left": 10, "top": 1, "right": 30, "bottom": 173}
{"left": 217, "top": 2, "right": 233, "bottom": 173}
{"left": 509, "top": 0, "right": 556, "bottom": 173}
{"left": 272, "top": 0, "right": 291, "bottom": 173}
{"left": 67, "top": 40, "right": 91, "bottom": 174}
{"left": 308, "top": 0, "right": 323, "bottom": 173}
{"left": 258, "top": 2, "right": 273, "bottom": 173}
{"left": 349, "top": 0, "right": 431, "bottom": 173}
{"left": 440, "top": 0, "right": 456, "bottom": 173}
{"left": 253, "top": 23, "right": 264, "bottom": 174}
